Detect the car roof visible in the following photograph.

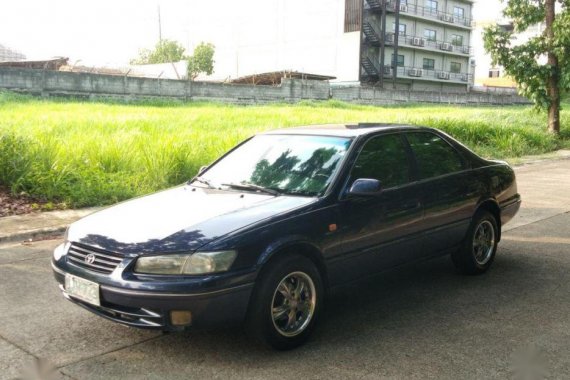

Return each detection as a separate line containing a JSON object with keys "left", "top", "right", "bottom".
{"left": 261, "top": 123, "right": 428, "bottom": 138}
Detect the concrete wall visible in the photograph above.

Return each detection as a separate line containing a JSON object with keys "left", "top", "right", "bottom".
{"left": 0, "top": 67, "right": 530, "bottom": 106}
{"left": 331, "top": 84, "right": 530, "bottom": 105}
{"left": 0, "top": 67, "right": 330, "bottom": 103}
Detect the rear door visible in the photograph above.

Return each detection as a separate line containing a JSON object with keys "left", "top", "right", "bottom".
{"left": 329, "top": 133, "right": 424, "bottom": 284}
{"left": 404, "top": 131, "right": 478, "bottom": 256}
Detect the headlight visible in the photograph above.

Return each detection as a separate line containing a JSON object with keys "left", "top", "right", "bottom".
{"left": 134, "top": 251, "right": 237, "bottom": 275}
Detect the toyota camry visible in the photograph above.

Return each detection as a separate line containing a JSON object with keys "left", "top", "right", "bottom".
{"left": 52, "top": 124, "right": 521, "bottom": 350}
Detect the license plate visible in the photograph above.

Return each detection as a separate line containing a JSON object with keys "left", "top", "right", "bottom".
{"left": 65, "top": 274, "right": 100, "bottom": 306}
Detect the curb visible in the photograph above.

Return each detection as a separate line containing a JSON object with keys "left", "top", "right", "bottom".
{"left": 0, "top": 207, "right": 100, "bottom": 247}
{"left": 0, "top": 225, "right": 67, "bottom": 246}
{"left": 511, "top": 150, "right": 570, "bottom": 167}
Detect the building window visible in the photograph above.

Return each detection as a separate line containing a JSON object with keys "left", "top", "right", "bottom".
{"left": 344, "top": 0, "right": 362, "bottom": 33}
{"left": 450, "top": 62, "right": 462, "bottom": 73}
{"left": 392, "top": 54, "right": 405, "bottom": 67}
{"left": 423, "top": 58, "right": 435, "bottom": 70}
{"left": 424, "top": 29, "right": 437, "bottom": 42}
{"left": 489, "top": 69, "right": 500, "bottom": 78}
{"left": 426, "top": 0, "right": 438, "bottom": 13}
{"left": 392, "top": 23, "right": 407, "bottom": 36}
{"left": 451, "top": 34, "right": 463, "bottom": 47}
{"left": 453, "top": 6, "right": 465, "bottom": 19}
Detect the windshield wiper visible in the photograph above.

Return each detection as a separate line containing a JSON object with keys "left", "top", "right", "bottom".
{"left": 222, "top": 182, "right": 281, "bottom": 196}
{"left": 191, "top": 176, "right": 218, "bottom": 189}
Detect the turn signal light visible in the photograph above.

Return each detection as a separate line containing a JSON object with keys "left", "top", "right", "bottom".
{"left": 170, "top": 310, "right": 192, "bottom": 326}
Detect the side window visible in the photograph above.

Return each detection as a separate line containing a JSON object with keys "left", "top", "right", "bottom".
{"left": 406, "top": 132, "right": 464, "bottom": 179}
{"left": 351, "top": 134, "right": 411, "bottom": 188}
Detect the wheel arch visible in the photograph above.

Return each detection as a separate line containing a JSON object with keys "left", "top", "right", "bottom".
{"left": 256, "top": 240, "right": 329, "bottom": 292}
{"left": 475, "top": 199, "right": 502, "bottom": 242}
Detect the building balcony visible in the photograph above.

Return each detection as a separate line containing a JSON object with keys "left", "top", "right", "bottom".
{"left": 385, "top": 33, "right": 472, "bottom": 56}
{"left": 384, "top": 1, "right": 474, "bottom": 29}
{"left": 392, "top": 65, "right": 472, "bottom": 84}
{"left": 362, "top": 59, "right": 472, "bottom": 85}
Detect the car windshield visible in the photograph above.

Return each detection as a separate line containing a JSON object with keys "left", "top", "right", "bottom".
{"left": 197, "top": 134, "right": 352, "bottom": 196}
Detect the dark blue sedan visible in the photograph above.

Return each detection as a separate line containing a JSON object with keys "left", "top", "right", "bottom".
{"left": 52, "top": 124, "right": 521, "bottom": 349}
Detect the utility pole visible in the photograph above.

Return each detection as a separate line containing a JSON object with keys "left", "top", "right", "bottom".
{"left": 158, "top": 5, "right": 162, "bottom": 42}
{"left": 393, "top": 0, "right": 400, "bottom": 88}
{"left": 379, "top": 0, "right": 387, "bottom": 88}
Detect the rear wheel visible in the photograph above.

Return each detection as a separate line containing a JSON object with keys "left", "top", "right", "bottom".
{"left": 245, "top": 254, "right": 323, "bottom": 350}
{"left": 452, "top": 210, "right": 498, "bottom": 275}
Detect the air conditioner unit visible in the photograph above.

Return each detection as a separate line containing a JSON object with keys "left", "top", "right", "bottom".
{"left": 437, "top": 71, "right": 450, "bottom": 80}
{"left": 386, "top": 32, "right": 395, "bottom": 43}
{"left": 399, "top": 4, "right": 408, "bottom": 12}
{"left": 463, "top": 46, "right": 471, "bottom": 55}
{"left": 383, "top": 65, "right": 393, "bottom": 75}
{"left": 460, "top": 74, "right": 469, "bottom": 82}
{"left": 440, "top": 14, "right": 454, "bottom": 23}
{"left": 412, "top": 37, "right": 425, "bottom": 47}
{"left": 440, "top": 43, "right": 453, "bottom": 51}
{"left": 408, "top": 68, "right": 423, "bottom": 77}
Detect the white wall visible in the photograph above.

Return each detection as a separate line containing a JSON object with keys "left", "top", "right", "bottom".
{"left": 190, "top": 0, "right": 360, "bottom": 82}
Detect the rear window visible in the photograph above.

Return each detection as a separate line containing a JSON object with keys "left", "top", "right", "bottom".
{"left": 406, "top": 132, "right": 464, "bottom": 179}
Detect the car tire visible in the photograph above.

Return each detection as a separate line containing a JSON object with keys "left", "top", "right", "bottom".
{"left": 452, "top": 210, "right": 499, "bottom": 275}
{"left": 245, "top": 254, "right": 324, "bottom": 350}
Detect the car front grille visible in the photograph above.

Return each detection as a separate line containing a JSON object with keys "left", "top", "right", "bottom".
{"left": 67, "top": 243, "right": 124, "bottom": 274}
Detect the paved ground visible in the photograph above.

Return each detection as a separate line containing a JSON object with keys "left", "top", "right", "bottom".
{"left": 1, "top": 159, "right": 569, "bottom": 380}
{"left": 0, "top": 208, "right": 99, "bottom": 245}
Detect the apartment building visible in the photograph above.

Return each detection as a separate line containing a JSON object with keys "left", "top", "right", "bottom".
{"left": 181, "top": 0, "right": 474, "bottom": 91}
{"left": 472, "top": 19, "right": 545, "bottom": 89}
{"left": 354, "top": 0, "right": 474, "bottom": 91}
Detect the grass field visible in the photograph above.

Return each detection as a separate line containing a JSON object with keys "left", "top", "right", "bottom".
{"left": 0, "top": 91, "right": 568, "bottom": 208}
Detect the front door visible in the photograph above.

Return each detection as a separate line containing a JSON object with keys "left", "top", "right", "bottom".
{"left": 328, "top": 133, "right": 424, "bottom": 285}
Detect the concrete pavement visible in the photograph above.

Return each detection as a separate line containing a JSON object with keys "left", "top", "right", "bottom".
{"left": 0, "top": 208, "right": 100, "bottom": 245}
{"left": 1, "top": 158, "right": 569, "bottom": 379}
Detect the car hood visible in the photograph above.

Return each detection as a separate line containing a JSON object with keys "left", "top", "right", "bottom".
{"left": 67, "top": 185, "right": 316, "bottom": 255}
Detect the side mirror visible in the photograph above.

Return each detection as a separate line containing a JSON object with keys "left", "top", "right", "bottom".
{"left": 348, "top": 178, "right": 383, "bottom": 196}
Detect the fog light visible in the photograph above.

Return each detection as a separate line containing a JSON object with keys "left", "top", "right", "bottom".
{"left": 170, "top": 311, "right": 192, "bottom": 326}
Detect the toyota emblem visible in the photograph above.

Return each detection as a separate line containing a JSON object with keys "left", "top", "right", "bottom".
{"left": 85, "top": 253, "right": 96, "bottom": 264}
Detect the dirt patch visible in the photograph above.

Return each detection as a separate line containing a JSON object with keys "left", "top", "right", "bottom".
{"left": 0, "top": 186, "right": 66, "bottom": 217}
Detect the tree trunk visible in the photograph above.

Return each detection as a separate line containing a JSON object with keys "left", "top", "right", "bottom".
{"left": 545, "top": 0, "right": 560, "bottom": 134}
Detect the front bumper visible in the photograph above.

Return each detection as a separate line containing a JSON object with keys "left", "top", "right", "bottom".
{"left": 52, "top": 260, "right": 254, "bottom": 331}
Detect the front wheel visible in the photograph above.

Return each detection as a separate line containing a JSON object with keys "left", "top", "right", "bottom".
{"left": 245, "top": 254, "right": 324, "bottom": 350}
{"left": 452, "top": 210, "right": 499, "bottom": 275}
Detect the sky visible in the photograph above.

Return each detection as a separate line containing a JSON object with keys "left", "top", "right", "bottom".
{"left": 1, "top": 0, "right": 505, "bottom": 67}
{"left": 0, "top": 0, "right": 242, "bottom": 66}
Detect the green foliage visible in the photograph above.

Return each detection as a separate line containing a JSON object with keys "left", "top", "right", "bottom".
{"left": 130, "top": 39, "right": 186, "bottom": 65}
{"left": 0, "top": 91, "right": 568, "bottom": 207}
{"left": 483, "top": 0, "right": 570, "bottom": 111}
{"left": 187, "top": 42, "right": 215, "bottom": 80}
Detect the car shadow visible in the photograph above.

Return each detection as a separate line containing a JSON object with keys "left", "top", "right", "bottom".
{"left": 151, "top": 239, "right": 567, "bottom": 360}
{"left": 73, "top": 230, "right": 569, "bottom": 380}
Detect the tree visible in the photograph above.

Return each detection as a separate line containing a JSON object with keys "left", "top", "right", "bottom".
{"left": 186, "top": 42, "right": 215, "bottom": 80}
{"left": 130, "top": 39, "right": 186, "bottom": 65}
{"left": 483, "top": 0, "right": 569, "bottom": 134}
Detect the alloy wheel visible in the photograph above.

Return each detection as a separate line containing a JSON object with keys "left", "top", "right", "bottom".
{"left": 271, "top": 271, "right": 316, "bottom": 337}
{"left": 472, "top": 220, "right": 495, "bottom": 265}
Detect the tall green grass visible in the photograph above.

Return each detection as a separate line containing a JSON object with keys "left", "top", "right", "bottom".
{"left": 0, "top": 91, "right": 568, "bottom": 207}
